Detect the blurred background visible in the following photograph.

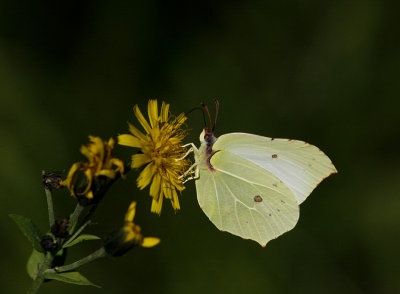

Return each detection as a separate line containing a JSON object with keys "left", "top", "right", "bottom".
{"left": 1, "top": 0, "right": 400, "bottom": 293}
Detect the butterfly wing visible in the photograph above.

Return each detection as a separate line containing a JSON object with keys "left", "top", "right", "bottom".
{"left": 195, "top": 150, "right": 299, "bottom": 246}
{"left": 213, "top": 133, "right": 337, "bottom": 204}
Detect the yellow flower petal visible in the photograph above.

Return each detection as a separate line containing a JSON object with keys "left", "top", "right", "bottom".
{"left": 109, "top": 158, "right": 126, "bottom": 179}
{"left": 160, "top": 101, "right": 169, "bottom": 123}
{"left": 171, "top": 189, "right": 180, "bottom": 210}
{"left": 81, "top": 169, "right": 93, "bottom": 195}
{"left": 162, "top": 180, "right": 172, "bottom": 199}
{"left": 173, "top": 113, "right": 187, "bottom": 129}
{"left": 80, "top": 145, "right": 91, "bottom": 160}
{"left": 123, "top": 223, "right": 138, "bottom": 242}
{"left": 149, "top": 173, "right": 161, "bottom": 200}
{"left": 128, "top": 122, "right": 147, "bottom": 141}
{"left": 124, "top": 201, "right": 137, "bottom": 222}
{"left": 131, "top": 154, "right": 151, "bottom": 168}
{"left": 60, "top": 162, "right": 81, "bottom": 188}
{"left": 151, "top": 195, "right": 163, "bottom": 214}
{"left": 86, "top": 191, "right": 94, "bottom": 199}
{"left": 98, "top": 169, "right": 116, "bottom": 178}
{"left": 108, "top": 137, "right": 115, "bottom": 148}
{"left": 147, "top": 99, "right": 159, "bottom": 128}
{"left": 118, "top": 134, "right": 142, "bottom": 148}
{"left": 137, "top": 163, "right": 156, "bottom": 189}
{"left": 89, "top": 136, "right": 105, "bottom": 162}
{"left": 141, "top": 237, "right": 160, "bottom": 248}
{"left": 149, "top": 127, "right": 160, "bottom": 143}
{"left": 133, "top": 104, "right": 152, "bottom": 133}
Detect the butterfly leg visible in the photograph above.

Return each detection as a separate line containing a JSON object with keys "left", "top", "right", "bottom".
{"left": 182, "top": 174, "right": 199, "bottom": 184}
{"left": 178, "top": 143, "right": 200, "bottom": 183}
{"left": 179, "top": 162, "right": 197, "bottom": 179}
{"left": 179, "top": 154, "right": 202, "bottom": 183}
{"left": 176, "top": 143, "right": 199, "bottom": 161}
{"left": 181, "top": 169, "right": 199, "bottom": 184}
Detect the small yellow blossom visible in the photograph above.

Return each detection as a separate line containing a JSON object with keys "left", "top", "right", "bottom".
{"left": 61, "top": 136, "right": 125, "bottom": 201}
{"left": 103, "top": 201, "right": 160, "bottom": 256}
{"left": 118, "top": 100, "right": 190, "bottom": 214}
{"left": 122, "top": 202, "right": 160, "bottom": 247}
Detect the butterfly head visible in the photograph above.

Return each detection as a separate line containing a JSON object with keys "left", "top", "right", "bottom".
{"left": 199, "top": 128, "right": 217, "bottom": 145}
{"left": 200, "top": 99, "right": 219, "bottom": 146}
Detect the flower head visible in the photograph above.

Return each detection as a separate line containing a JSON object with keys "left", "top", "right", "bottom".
{"left": 61, "top": 136, "right": 125, "bottom": 204}
{"left": 42, "top": 171, "right": 63, "bottom": 191}
{"left": 118, "top": 100, "right": 190, "bottom": 214}
{"left": 103, "top": 201, "right": 160, "bottom": 257}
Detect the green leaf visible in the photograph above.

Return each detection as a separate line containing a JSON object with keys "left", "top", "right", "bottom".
{"left": 43, "top": 271, "right": 100, "bottom": 287}
{"left": 64, "top": 234, "right": 100, "bottom": 248}
{"left": 26, "top": 249, "right": 45, "bottom": 279}
{"left": 9, "top": 214, "right": 43, "bottom": 252}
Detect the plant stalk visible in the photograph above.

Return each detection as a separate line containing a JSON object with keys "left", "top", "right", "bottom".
{"left": 80, "top": 204, "right": 98, "bottom": 226}
{"left": 26, "top": 252, "right": 54, "bottom": 294}
{"left": 44, "top": 188, "right": 55, "bottom": 227}
{"left": 45, "top": 247, "right": 107, "bottom": 274}
{"left": 69, "top": 203, "right": 85, "bottom": 234}
{"left": 63, "top": 220, "right": 91, "bottom": 248}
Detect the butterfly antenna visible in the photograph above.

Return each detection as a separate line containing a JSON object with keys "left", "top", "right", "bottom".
{"left": 212, "top": 98, "right": 219, "bottom": 132}
{"left": 185, "top": 106, "right": 207, "bottom": 127}
{"left": 201, "top": 102, "right": 214, "bottom": 130}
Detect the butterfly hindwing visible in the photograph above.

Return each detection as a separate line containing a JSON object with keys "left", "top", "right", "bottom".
{"left": 196, "top": 150, "right": 299, "bottom": 246}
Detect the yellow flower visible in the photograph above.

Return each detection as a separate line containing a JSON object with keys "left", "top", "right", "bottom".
{"left": 103, "top": 201, "right": 160, "bottom": 256}
{"left": 118, "top": 100, "right": 190, "bottom": 214}
{"left": 61, "top": 136, "right": 125, "bottom": 202}
{"left": 123, "top": 202, "right": 160, "bottom": 247}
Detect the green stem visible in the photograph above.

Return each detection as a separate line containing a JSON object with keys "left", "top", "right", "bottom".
{"left": 26, "top": 252, "right": 54, "bottom": 294}
{"left": 44, "top": 188, "right": 55, "bottom": 227}
{"left": 69, "top": 203, "right": 85, "bottom": 234}
{"left": 63, "top": 220, "right": 91, "bottom": 248}
{"left": 45, "top": 247, "right": 107, "bottom": 274}
{"left": 81, "top": 204, "right": 98, "bottom": 226}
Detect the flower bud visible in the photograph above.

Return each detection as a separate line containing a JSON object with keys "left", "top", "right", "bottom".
{"left": 41, "top": 235, "right": 56, "bottom": 252}
{"left": 103, "top": 224, "right": 143, "bottom": 257}
{"left": 103, "top": 202, "right": 160, "bottom": 257}
{"left": 51, "top": 218, "right": 69, "bottom": 238}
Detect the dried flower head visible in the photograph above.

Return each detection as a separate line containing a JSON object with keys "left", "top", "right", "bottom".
{"left": 118, "top": 100, "right": 190, "bottom": 214}
{"left": 42, "top": 171, "right": 63, "bottom": 191}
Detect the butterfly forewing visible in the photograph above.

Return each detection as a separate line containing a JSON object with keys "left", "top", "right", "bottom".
{"left": 213, "top": 133, "right": 337, "bottom": 204}
{"left": 196, "top": 150, "right": 299, "bottom": 246}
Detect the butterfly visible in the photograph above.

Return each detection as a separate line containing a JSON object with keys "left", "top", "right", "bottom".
{"left": 184, "top": 100, "right": 337, "bottom": 246}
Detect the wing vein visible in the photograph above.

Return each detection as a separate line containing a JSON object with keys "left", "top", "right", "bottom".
{"left": 211, "top": 175, "right": 223, "bottom": 227}
{"left": 218, "top": 176, "right": 244, "bottom": 236}
{"left": 216, "top": 167, "right": 286, "bottom": 196}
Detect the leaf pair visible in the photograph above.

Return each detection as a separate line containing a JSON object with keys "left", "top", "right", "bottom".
{"left": 10, "top": 214, "right": 101, "bottom": 287}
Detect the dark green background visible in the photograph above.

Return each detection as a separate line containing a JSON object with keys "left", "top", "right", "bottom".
{"left": 1, "top": 1, "right": 400, "bottom": 293}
